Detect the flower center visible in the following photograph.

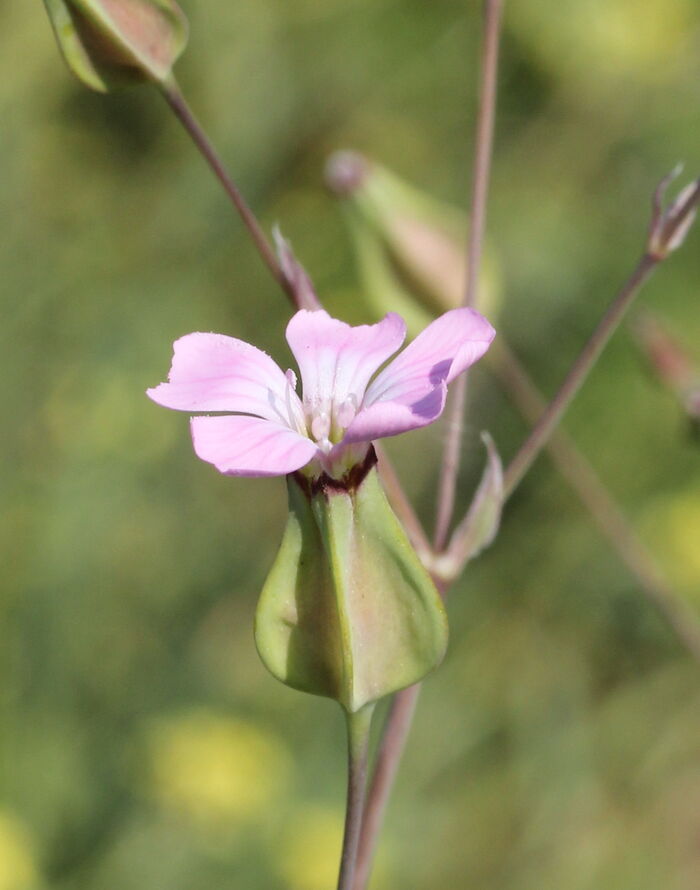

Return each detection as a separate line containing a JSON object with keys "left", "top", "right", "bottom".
{"left": 305, "top": 393, "right": 360, "bottom": 452}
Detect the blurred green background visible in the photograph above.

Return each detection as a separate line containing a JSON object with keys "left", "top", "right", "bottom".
{"left": 3, "top": 1, "right": 700, "bottom": 888}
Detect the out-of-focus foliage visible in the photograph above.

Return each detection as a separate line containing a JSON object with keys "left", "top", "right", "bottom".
{"left": 2, "top": 1, "right": 700, "bottom": 888}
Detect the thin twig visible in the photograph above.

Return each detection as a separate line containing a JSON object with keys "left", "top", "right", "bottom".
{"left": 503, "top": 252, "right": 658, "bottom": 497}
{"left": 491, "top": 339, "right": 700, "bottom": 661}
{"left": 433, "top": 0, "right": 504, "bottom": 551}
{"left": 160, "top": 78, "right": 298, "bottom": 306}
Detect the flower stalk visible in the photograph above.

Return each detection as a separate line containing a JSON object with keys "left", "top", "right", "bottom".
{"left": 502, "top": 251, "right": 658, "bottom": 497}
{"left": 433, "top": 0, "right": 504, "bottom": 551}
{"left": 492, "top": 338, "right": 700, "bottom": 663}
{"left": 159, "top": 80, "right": 299, "bottom": 307}
{"left": 352, "top": 684, "right": 421, "bottom": 890}
{"left": 337, "top": 706, "right": 374, "bottom": 890}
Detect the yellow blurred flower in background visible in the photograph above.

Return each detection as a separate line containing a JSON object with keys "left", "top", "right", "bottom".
{"left": 277, "top": 804, "right": 389, "bottom": 890}
{"left": 278, "top": 805, "right": 344, "bottom": 890}
{"left": 144, "top": 709, "right": 292, "bottom": 830}
{"left": 644, "top": 490, "right": 700, "bottom": 597}
{"left": 510, "top": 0, "right": 693, "bottom": 87}
{"left": 0, "top": 812, "right": 39, "bottom": 890}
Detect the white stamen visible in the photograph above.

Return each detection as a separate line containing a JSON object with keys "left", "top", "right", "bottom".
{"left": 336, "top": 394, "right": 358, "bottom": 430}
{"left": 311, "top": 411, "right": 331, "bottom": 441}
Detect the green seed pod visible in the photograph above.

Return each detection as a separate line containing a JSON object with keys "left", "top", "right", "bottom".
{"left": 43, "top": 0, "right": 188, "bottom": 92}
{"left": 255, "top": 454, "right": 448, "bottom": 713}
{"left": 326, "top": 151, "right": 500, "bottom": 334}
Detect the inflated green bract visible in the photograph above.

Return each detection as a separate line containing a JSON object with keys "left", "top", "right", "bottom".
{"left": 255, "top": 462, "right": 448, "bottom": 713}
{"left": 43, "top": 0, "right": 188, "bottom": 92}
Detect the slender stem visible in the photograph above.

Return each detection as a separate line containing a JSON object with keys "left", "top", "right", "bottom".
{"left": 159, "top": 78, "right": 297, "bottom": 306}
{"left": 503, "top": 252, "right": 658, "bottom": 497}
{"left": 352, "top": 685, "right": 421, "bottom": 890}
{"left": 433, "top": 0, "right": 504, "bottom": 551}
{"left": 337, "top": 705, "right": 374, "bottom": 890}
{"left": 463, "top": 0, "right": 503, "bottom": 312}
{"left": 354, "top": 6, "right": 505, "bottom": 884}
{"left": 491, "top": 339, "right": 700, "bottom": 662}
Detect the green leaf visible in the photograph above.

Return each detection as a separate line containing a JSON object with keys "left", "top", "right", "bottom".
{"left": 43, "top": 0, "right": 188, "bottom": 92}
{"left": 255, "top": 464, "right": 448, "bottom": 713}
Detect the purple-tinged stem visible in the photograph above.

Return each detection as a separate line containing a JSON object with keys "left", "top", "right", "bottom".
{"left": 492, "top": 338, "right": 700, "bottom": 663}
{"left": 351, "top": 684, "right": 421, "bottom": 890}
{"left": 356, "top": 6, "right": 504, "bottom": 886}
{"left": 503, "top": 252, "right": 658, "bottom": 497}
{"left": 160, "top": 79, "right": 298, "bottom": 307}
{"left": 433, "top": 0, "right": 504, "bottom": 551}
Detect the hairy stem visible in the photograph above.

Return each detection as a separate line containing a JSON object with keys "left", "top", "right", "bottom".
{"left": 503, "top": 252, "right": 658, "bottom": 496}
{"left": 491, "top": 338, "right": 700, "bottom": 662}
{"left": 338, "top": 706, "right": 374, "bottom": 890}
{"left": 160, "top": 78, "right": 297, "bottom": 306}
{"left": 433, "top": 0, "right": 504, "bottom": 551}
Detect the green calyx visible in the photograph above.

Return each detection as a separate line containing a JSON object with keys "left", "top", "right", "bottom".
{"left": 43, "top": 0, "right": 188, "bottom": 92}
{"left": 255, "top": 454, "right": 448, "bottom": 713}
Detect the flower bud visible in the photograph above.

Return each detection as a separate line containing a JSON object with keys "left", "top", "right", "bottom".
{"left": 43, "top": 0, "right": 188, "bottom": 92}
{"left": 255, "top": 454, "right": 448, "bottom": 713}
{"left": 325, "top": 151, "right": 500, "bottom": 333}
{"left": 273, "top": 227, "right": 323, "bottom": 311}
{"left": 647, "top": 166, "right": 700, "bottom": 261}
{"left": 632, "top": 311, "right": 700, "bottom": 427}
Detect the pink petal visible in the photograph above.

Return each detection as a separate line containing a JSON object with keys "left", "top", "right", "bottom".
{"left": 147, "top": 332, "right": 303, "bottom": 427}
{"left": 340, "top": 383, "right": 447, "bottom": 444}
{"left": 285, "top": 310, "right": 406, "bottom": 410}
{"left": 191, "top": 415, "right": 318, "bottom": 477}
{"left": 344, "top": 308, "right": 494, "bottom": 442}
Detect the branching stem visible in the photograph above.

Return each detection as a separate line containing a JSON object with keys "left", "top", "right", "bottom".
{"left": 502, "top": 253, "right": 658, "bottom": 497}
{"left": 491, "top": 339, "right": 700, "bottom": 662}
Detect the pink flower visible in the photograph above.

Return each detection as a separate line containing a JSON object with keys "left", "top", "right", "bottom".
{"left": 147, "top": 307, "right": 495, "bottom": 479}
